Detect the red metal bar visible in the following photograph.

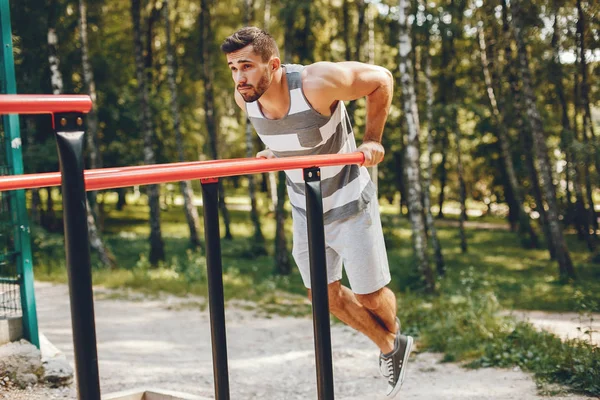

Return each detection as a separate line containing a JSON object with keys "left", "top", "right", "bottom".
{"left": 0, "top": 153, "right": 365, "bottom": 192}
{"left": 0, "top": 95, "right": 93, "bottom": 115}
{"left": 0, "top": 158, "right": 250, "bottom": 191}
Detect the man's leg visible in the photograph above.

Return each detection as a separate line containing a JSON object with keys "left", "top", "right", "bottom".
{"left": 308, "top": 280, "right": 396, "bottom": 354}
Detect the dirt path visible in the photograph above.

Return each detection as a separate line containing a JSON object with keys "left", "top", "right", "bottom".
{"left": 13, "top": 282, "right": 593, "bottom": 400}
{"left": 506, "top": 310, "right": 600, "bottom": 347}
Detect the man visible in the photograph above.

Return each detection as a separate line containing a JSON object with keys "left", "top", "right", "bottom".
{"left": 221, "top": 27, "right": 412, "bottom": 397}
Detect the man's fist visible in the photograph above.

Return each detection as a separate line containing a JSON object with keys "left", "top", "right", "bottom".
{"left": 357, "top": 140, "right": 385, "bottom": 167}
{"left": 256, "top": 148, "right": 275, "bottom": 159}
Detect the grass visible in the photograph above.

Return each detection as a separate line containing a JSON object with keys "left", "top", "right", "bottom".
{"left": 30, "top": 190, "right": 600, "bottom": 396}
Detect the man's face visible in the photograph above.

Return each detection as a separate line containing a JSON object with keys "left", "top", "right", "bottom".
{"left": 227, "top": 45, "right": 273, "bottom": 103}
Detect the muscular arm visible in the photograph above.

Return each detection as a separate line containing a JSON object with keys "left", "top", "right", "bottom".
{"left": 302, "top": 61, "right": 393, "bottom": 144}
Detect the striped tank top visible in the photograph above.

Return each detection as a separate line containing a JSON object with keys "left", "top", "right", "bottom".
{"left": 246, "top": 64, "right": 376, "bottom": 224}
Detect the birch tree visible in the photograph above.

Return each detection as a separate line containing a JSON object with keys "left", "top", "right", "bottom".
{"left": 78, "top": 0, "right": 100, "bottom": 217}
{"left": 421, "top": 0, "right": 445, "bottom": 275}
{"left": 511, "top": 0, "right": 576, "bottom": 280}
{"left": 477, "top": 18, "right": 538, "bottom": 249}
{"left": 398, "top": 0, "right": 435, "bottom": 292}
{"left": 501, "top": 0, "right": 555, "bottom": 258}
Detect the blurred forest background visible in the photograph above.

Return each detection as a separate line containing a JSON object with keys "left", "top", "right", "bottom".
{"left": 5, "top": 0, "right": 600, "bottom": 394}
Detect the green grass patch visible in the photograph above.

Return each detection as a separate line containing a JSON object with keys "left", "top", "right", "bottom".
{"left": 467, "top": 323, "right": 600, "bottom": 395}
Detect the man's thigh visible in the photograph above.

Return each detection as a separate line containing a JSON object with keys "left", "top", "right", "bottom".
{"left": 331, "top": 200, "right": 391, "bottom": 295}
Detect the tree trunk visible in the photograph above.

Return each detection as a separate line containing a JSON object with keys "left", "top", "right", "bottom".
{"left": 393, "top": 152, "right": 407, "bottom": 217}
{"left": 246, "top": 120, "right": 266, "bottom": 248}
{"left": 478, "top": 20, "right": 538, "bottom": 249}
{"left": 574, "top": 54, "right": 596, "bottom": 251}
{"left": 47, "top": 1, "right": 62, "bottom": 95}
{"left": 511, "top": 0, "right": 576, "bottom": 280}
{"left": 49, "top": 0, "right": 116, "bottom": 268}
{"left": 576, "top": 0, "right": 599, "bottom": 234}
{"left": 164, "top": 0, "right": 202, "bottom": 249}
{"left": 298, "top": 1, "right": 313, "bottom": 64}
{"left": 44, "top": 188, "right": 57, "bottom": 230}
{"left": 398, "top": 0, "right": 434, "bottom": 292}
{"left": 131, "top": 0, "right": 165, "bottom": 265}
{"left": 502, "top": 0, "right": 554, "bottom": 258}
{"left": 523, "top": 127, "right": 556, "bottom": 258}
{"left": 200, "top": 0, "right": 232, "bottom": 240}
{"left": 436, "top": 7, "right": 452, "bottom": 220}
{"left": 550, "top": 6, "right": 577, "bottom": 237}
{"left": 437, "top": 143, "right": 448, "bottom": 218}
{"left": 552, "top": 5, "right": 594, "bottom": 250}
{"left": 78, "top": 0, "right": 101, "bottom": 219}
{"left": 421, "top": 1, "right": 445, "bottom": 275}
{"left": 24, "top": 118, "right": 41, "bottom": 225}
{"left": 454, "top": 116, "right": 468, "bottom": 253}
{"left": 274, "top": 171, "right": 290, "bottom": 274}
{"left": 117, "top": 188, "right": 127, "bottom": 210}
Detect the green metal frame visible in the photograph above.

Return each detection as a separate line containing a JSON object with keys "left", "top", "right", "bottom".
{"left": 0, "top": 0, "right": 39, "bottom": 348}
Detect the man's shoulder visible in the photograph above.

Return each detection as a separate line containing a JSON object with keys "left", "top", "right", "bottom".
{"left": 300, "top": 62, "right": 337, "bottom": 91}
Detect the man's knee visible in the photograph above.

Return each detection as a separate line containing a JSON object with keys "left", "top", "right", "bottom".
{"left": 355, "top": 287, "right": 385, "bottom": 310}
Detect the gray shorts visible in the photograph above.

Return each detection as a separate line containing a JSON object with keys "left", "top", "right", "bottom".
{"left": 291, "top": 200, "right": 391, "bottom": 295}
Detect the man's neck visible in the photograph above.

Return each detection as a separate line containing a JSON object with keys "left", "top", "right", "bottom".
{"left": 257, "top": 67, "right": 288, "bottom": 120}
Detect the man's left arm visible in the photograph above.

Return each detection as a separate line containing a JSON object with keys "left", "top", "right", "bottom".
{"left": 303, "top": 62, "right": 394, "bottom": 167}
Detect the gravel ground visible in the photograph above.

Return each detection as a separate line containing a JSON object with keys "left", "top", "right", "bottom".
{"left": 1, "top": 282, "right": 595, "bottom": 400}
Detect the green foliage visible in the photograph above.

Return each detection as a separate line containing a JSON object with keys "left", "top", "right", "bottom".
{"left": 468, "top": 323, "right": 600, "bottom": 396}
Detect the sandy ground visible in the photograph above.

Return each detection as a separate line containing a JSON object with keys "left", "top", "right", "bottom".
{"left": 1, "top": 281, "right": 596, "bottom": 400}
{"left": 507, "top": 310, "right": 600, "bottom": 347}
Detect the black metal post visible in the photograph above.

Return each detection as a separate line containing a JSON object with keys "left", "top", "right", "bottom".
{"left": 304, "top": 166, "right": 335, "bottom": 400}
{"left": 54, "top": 112, "right": 101, "bottom": 400}
{"left": 201, "top": 178, "right": 230, "bottom": 400}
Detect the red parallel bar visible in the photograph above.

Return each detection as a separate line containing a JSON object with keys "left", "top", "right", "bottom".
{"left": 0, "top": 95, "right": 93, "bottom": 114}
{"left": 0, "top": 153, "right": 365, "bottom": 192}
{"left": 0, "top": 158, "right": 249, "bottom": 191}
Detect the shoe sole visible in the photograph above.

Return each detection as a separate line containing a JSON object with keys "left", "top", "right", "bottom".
{"left": 388, "top": 335, "right": 413, "bottom": 398}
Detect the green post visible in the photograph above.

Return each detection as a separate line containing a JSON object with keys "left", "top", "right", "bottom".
{"left": 0, "top": 0, "right": 39, "bottom": 348}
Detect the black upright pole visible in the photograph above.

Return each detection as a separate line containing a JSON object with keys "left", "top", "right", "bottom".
{"left": 54, "top": 113, "right": 101, "bottom": 400}
{"left": 304, "top": 166, "right": 335, "bottom": 400}
{"left": 201, "top": 178, "right": 230, "bottom": 400}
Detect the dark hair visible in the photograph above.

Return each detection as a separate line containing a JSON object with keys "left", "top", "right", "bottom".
{"left": 220, "top": 27, "right": 280, "bottom": 62}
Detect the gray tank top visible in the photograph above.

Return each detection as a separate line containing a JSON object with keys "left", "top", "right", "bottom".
{"left": 246, "top": 64, "right": 375, "bottom": 224}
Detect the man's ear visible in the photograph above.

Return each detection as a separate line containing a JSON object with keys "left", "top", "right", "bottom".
{"left": 270, "top": 57, "right": 281, "bottom": 72}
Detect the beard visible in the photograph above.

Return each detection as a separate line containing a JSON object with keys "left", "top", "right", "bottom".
{"left": 238, "top": 71, "right": 271, "bottom": 103}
